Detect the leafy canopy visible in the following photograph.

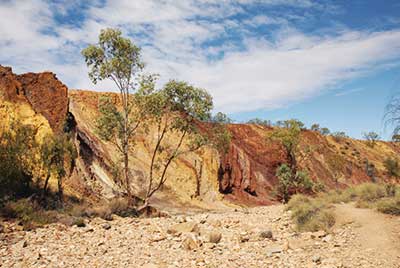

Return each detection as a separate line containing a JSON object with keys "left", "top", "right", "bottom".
{"left": 81, "top": 28, "right": 143, "bottom": 87}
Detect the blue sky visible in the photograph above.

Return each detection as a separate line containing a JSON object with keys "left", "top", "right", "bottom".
{"left": 1, "top": 0, "right": 400, "bottom": 139}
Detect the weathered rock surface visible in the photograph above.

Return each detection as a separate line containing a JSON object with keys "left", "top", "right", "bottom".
{"left": 0, "top": 65, "right": 68, "bottom": 132}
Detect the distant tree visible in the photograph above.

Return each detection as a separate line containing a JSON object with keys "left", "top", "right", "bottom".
{"left": 310, "top": 123, "right": 320, "bottom": 132}
{"left": 275, "top": 119, "right": 305, "bottom": 130}
{"left": 137, "top": 80, "right": 213, "bottom": 208}
{"left": 41, "top": 134, "right": 77, "bottom": 201}
{"left": 247, "top": 118, "right": 272, "bottom": 127}
{"left": 82, "top": 28, "right": 145, "bottom": 204}
{"left": 320, "top": 127, "right": 330, "bottom": 136}
{"left": 331, "top": 131, "right": 348, "bottom": 142}
{"left": 212, "top": 112, "right": 233, "bottom": 124}
{"left": 392, "top": 134, "right": 400, "bottom": 143}
{"left": 385, "top": 93, "right": 400, "bottom": 139}
{"left": 363, "top": 131, "right": 380, "bottom": 148}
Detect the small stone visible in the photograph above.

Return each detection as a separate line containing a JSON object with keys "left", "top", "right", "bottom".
{"left": 101, "top": 223, "right": 111, "bottom": 230}
{"left": 208, "top": 232, "right": 222, "bottom": 243}
{"left": 182, "top": 233, "right": 201, "bottom": 250}
{"left": 312, "top": 255, "right": 321, "bottom": 263}
{"left": 167, "top": 222, "right": 199, "bottom": 235}
{"left": 0, "top": 224, "right": 4, "bottom": 233}
{"left": 266, "top": 246, "right": 283, "bottom": 257}
{"left": 260, "top": 230, "right": 273, "bottom": 239}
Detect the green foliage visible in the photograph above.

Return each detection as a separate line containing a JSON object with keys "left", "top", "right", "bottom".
{"left": 310, "top": 123, "right": 320, "bottom": 132}
{"left": 377, "top": 196, "right": 400, "bottom": 215}
{"left": 2, "top": 199, "right": 58, "bottom": 229}
{"left": 363, "top": 131, "right": 380, "bottom": 147}
{"left": 268, "top": 119, "right": 303, "bottom": 164}
{"left": 383, "top": 157, "right": 400, "bottom": 177}
{"left": 276, "top": 164, "right": 293, "bottom": 202}
{"left": 41, "top": 134, "right": 77, "bottom": 199}
{"left": 81, "top": 28, "right": 143, "bottom": 85}
{"left": 392, "top": 134, "right": 400, "bottom": 142}
{"left": 0, "top": 120, "right": 39, "bottom": 201}
{"left": 82, "top": 28, "right": 148, "bottom": 203}
{"left": 331, "top": 131, "right": 348, "bottom": 142}
{"left": 138, "top": 79, "right": 214, "bottom": 201}
{"left": 320, "top": 127, "right": 330, "bottom": 135}
{"left": 212, "top": 112, "right": 233, "bottom": 124}
{"left": 247, "top": 118, "right": 271, "bottom": 126}
{"left": 209, "top": 112, "right": 232, "bottom": 154}
{"left": 287, "top": 194, "right": 335, "bottom": 232}
{"left": 275, "top": 164, "right": 315, "bottom": 202}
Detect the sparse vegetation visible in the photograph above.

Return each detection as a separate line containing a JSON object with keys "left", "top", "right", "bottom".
{"left": 363, "top": 131, "right": 380, "bottom": 148}
{"left": 287, "top": 194, "right": 335, "bottom": 232}
{"left": 383, "top": 157, "right": 400, "bottom": 178}
{"left": 247, "top": 118, "right": 271, "bottom": 127}
{"left": 82, "top": 28, "right": 146, "bottom": 204}
{"left": 331, "top": 131, "right": 348, "bottom": 142}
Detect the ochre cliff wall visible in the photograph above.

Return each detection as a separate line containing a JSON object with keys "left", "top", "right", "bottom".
{"left": 0, "top": 65, "right": 68, "bottom": 132}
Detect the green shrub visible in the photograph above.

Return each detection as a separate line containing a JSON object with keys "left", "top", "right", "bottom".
{"left": 288, "top": 194, "right": 335, "bottom": 232}
{"left": 376, "top": 197, "right": 400, "bottom": 215}
{"left": 383, "top": 158, "right": 400, "bottom": 178}
{"left": 1, "top": 199, "right": 58, "bottom": 228}
{"left": 355, "top": 183, "right": 386, "bottom": 202}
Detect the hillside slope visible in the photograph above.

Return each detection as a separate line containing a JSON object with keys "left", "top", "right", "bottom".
{"left": 1, "top": 65, "right": 399, "bottom": 208}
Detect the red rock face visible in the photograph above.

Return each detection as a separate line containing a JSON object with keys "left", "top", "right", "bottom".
{"left": 218, "top": 124, "right": 287, "bottom": 205}
{"left": 0, "top": 66, "right": 68, "bottom": 133}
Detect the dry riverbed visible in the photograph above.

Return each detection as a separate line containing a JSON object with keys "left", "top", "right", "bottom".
{"left": 1, "top": 204, "right": 399, "bottom": 268}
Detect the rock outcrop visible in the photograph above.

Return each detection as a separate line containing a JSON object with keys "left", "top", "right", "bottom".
{"left": 0, "top": 65, "right": 68, "bottom": 132}
{"left": 1, "top": 65, "right": 399, "bottom": 208}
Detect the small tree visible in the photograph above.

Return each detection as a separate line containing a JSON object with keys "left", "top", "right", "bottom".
{"left": 320, "top": 127, "right": 330, "bottom": 136}
{"left": 82, "top": 28, "right": 145, "bottom": 203}
{"left": 310, "top": 123, "right": 320, "bottom": 132}
{"left": 392, "top": 134, "right": 400, "bottom": 143}
{"left": 41, "top": 134, "right": 77, "bottom": 201}
{"left": 0, "top": 119, "right": 39, "bottom": 201}
{"left": 138, "top": 80, "right": 213, "bottom": 207}
{"left": 331, "top": 131, "right": 348, "bottom": 142}
{"left": 363, "top": 131, "right": 380, "bottom": 148}
{"left": 210, "top": 112, "right": 232, "bottom": 155}
{"left": 268, "top": 119, "right": 303, "bottom": 172}
{"left": 247, "top": 118, "right": 272, "bottom": 127}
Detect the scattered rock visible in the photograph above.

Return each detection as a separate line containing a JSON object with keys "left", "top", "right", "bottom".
{"left": 260, "top": 230, "right": 273, "bottom": 239}
{"left": 0, "top": 224, "right": 4, "bottom": 233}
{"left": 266, "top": 246, "right": 283, "bottom": 256}
{"left": 167, "top": 222, "right": 199, "bottom": 235}
{"left": 312, "top": 255, "right": 321, "bottom": 264}
{"left": 208, "top": 231, "right": 222, "bottom": 243}
{"left": 182, "top": 233, "right": 201, "bottom": 250}
{"left": 101, "top": 223, "right": 111, "bottom": 230}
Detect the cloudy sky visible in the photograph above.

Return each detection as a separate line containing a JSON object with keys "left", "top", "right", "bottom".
{"left": 1, "top": 0, "right": 400, "bottom": 139}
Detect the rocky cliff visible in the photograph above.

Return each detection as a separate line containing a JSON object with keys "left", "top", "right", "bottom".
{"left": 0, "top": 66, "right": 68, "bottom": 133}
{"left": 1, "top": 65, "right": 399, "bottom": 208}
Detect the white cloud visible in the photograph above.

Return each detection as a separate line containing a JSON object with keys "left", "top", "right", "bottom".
{"left": 1, "top": 0, "right": 400, "bottom": 114}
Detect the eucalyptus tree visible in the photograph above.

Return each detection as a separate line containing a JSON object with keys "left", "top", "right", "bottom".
{"left": 82, "top": 28, "right": 145, "bottom": 203}
{"left": 137, "top": 80, "right": 213, "bottom": 207}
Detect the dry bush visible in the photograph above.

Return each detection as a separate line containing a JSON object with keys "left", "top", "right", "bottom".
{"left": 287, "top": 194, "right": 335, "bottom": 232}
{"left": 376, "top": 196, "right": 400, "bottom": 215}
